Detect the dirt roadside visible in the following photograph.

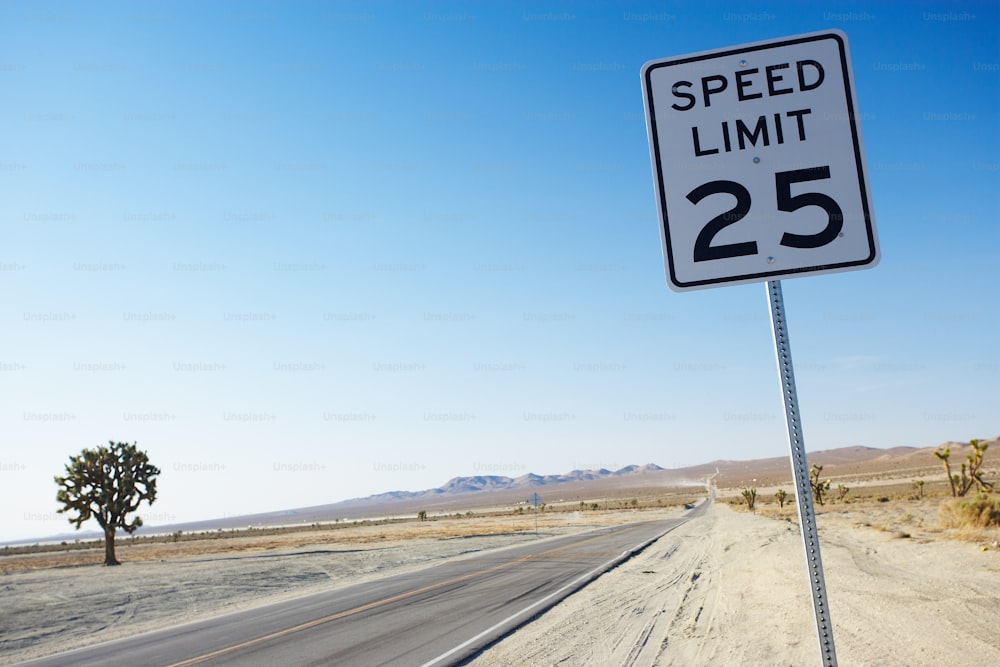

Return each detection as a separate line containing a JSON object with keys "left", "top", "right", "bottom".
{"left": 468, "top": 501, "right": 1000, "bottom": 667}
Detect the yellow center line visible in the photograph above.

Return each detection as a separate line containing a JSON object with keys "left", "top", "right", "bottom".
{"left": 168, "top": 523, "right": 645, "bottom": 666}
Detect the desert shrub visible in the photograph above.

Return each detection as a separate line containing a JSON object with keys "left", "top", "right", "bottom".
{"left": 957, "top": 494, "right": 1000, "bottom": 528}
{"left": 939, "top": 493, "right": 1000, "bottom": 529}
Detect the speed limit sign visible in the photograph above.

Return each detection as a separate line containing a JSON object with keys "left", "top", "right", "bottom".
{"left": 641, "top": 30, "right": 879, "bottom": 292}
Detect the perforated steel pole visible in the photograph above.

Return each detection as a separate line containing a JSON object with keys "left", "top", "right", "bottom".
{"left": 766, "top": 280, "right": 838, "bottom": 667}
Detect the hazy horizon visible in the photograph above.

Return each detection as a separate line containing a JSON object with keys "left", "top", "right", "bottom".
{"left": 7, "top": 436, "right": 980, "bottom": 546}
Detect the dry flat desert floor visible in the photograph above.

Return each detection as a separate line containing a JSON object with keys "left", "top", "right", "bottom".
{"left": 2, "top": 496, "right": 999, "bottom": 666}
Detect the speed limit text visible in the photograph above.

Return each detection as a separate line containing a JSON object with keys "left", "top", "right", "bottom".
{"left": 669, "top": 59, "right": 825, "bottom": 157}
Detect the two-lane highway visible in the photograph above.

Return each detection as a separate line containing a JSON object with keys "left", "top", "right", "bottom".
{"left": 22, "top": 502, "right": 707, "bottom": 666}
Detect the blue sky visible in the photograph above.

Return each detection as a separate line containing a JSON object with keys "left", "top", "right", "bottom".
{"left": 1, "top": 1, "right": 997, "bottom": 541}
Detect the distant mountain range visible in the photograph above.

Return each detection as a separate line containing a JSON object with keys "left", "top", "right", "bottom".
{"left": 163, "top": 439, "right": 992, "bottom": 533}
{"left": 342, "top": 463, "right": 667, "bottom": 505}
{"left": 138, "top": 441, "right": 989, "bottom": 536}
{"left": 10, "top": 439, "right": 995, "bottom": 546}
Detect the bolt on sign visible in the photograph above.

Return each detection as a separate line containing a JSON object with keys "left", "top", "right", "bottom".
{"left": 641, "top": 30, "right": 879, "bottom": 292}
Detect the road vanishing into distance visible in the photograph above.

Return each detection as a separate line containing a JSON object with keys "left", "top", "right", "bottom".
{"left": 23, "top": 501, "right": 708, "bottom": 667}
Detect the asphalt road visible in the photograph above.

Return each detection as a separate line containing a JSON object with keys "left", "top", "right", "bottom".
{"left": 22, "top": 502, "right": 707, "bottom": 667}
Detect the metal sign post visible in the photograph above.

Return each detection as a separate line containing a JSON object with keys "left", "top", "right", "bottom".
{"left": 639, "top": 30, "right": 880, "bottom": 667}
{"left": 528, "top": 492, "right": 541, "bottom": 534}
{"left": 767, "top": 280, "right": 837, "bottom": 666}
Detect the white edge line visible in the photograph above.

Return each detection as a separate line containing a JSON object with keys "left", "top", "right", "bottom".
{"left": 418, "top": 521, "right": 687, "bottom": 667}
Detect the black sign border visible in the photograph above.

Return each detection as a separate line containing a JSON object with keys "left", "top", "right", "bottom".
{"left": 643, "top": 31, "right": 878, "bottom": 291}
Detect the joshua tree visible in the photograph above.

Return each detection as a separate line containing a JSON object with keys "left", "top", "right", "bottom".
{"left": 741, "top": 488, "right": 757, "bottom": 512}
{"left": 836, "top": 483, "right": 850, "bottom": 503}
{"left": 54, "top": 441, "right": 159, "bottom": 566}
{"left": 936, "top": 440, "right": 994, "bottom": 497}
{"left": 775, "top": 488, "right": 788, "bottom": 508}
{"left": 417, "top": 510, "right": 427, "bottom": 522}
{"left": 962, "top": 439, "right": 993, "bottom": 495}
{"left": 810, "top": 465, "right": 831, "bottom": 506}
{"left": 912, "top": 479, "right": 925, "bottom": 500}
{"left": 934, "top": 447, "right": 957, "bottom": 497}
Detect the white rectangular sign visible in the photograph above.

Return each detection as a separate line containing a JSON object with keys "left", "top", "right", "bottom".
{"left": 641, "top": 30, "right": 879, "bottom": 292}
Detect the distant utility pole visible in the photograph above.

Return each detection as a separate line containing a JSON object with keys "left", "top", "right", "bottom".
{"left": 528, "top": 492, "right": 541, "bottom": 534}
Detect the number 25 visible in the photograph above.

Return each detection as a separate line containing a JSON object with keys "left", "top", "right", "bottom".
{"left": 689, "top": 166, "right": 843, "bottom": 263}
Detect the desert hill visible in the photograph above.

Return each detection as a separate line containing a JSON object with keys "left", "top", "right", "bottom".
{"left": 138, "top": 438, "right": 994, "bottom": 536}
{"left": 16, "top": 438, "right": 993, "bottom": 546}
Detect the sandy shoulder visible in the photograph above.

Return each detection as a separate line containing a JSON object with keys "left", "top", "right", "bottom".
{"left": 468, "top": 502, "right": 1000, "bottom": 667}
